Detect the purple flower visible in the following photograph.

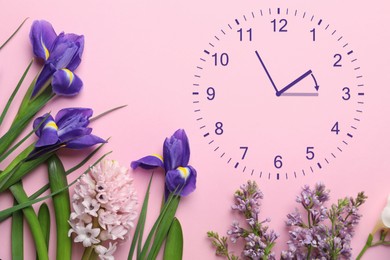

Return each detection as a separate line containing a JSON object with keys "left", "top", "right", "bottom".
{"left": 29, "top": 108, "right": 105, "bottom": 158}
{"left": 30, "top": 20, "right": 84, "bottom": 97}
{"left": 131, "top": 129, "right": 197, "bottom": 196}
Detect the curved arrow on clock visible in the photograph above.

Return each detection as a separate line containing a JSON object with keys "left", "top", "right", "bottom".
{"left": 255, "top": 50, "right": 319, "bottom": 96}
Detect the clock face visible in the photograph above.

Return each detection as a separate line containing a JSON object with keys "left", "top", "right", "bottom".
{"left": 192, "top": 7, "right": 365, "bottom": 180}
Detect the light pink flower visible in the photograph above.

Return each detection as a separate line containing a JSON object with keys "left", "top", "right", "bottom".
{"left": 69, "top": 159, "right": 138, "bottom": 257}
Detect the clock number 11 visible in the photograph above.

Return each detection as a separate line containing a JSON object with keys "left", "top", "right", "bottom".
{"left": 237, "top": 28, "right": 252, "bottom": 41}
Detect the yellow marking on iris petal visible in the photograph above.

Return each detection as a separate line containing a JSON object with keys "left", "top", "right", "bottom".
{"left": 152, "top": 154, "right": 164, "bottom": 162}
{"left": 177, "top": 167, "right": 190, "bottom": 179}
{"left": 41, "top": 37, "right": 50, "bottom": 60}
{"left": 44, "top": 121, "right": 58, "bottom": 130}
{"left": 63, "top": 69, "right": 74, "bottom": 85}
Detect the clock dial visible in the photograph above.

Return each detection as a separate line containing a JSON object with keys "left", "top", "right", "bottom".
{"left": 192, "top": 7, "right": 365, "bottom": 180}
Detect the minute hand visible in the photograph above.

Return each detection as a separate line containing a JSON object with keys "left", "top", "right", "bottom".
{"left": 276, "top": 70, "right": 313, "bottom": 96}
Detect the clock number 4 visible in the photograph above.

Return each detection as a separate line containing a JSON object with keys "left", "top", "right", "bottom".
{"left": 331, "top": 122, "right": 340, "bottom": 135}
{"left": 271, "top": 19, "right": 288, "bottom": 32}
{"left": 212, "top": 53, "right": 229, "bottom": 66}
{"left": 237, "top": 28, "right": 252, "bottom": 41}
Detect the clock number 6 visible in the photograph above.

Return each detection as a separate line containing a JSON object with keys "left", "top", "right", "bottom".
{"left": 306, "top": 147, "right": 315, "bottom": 160}
{"left": 274, "top": 155, "right": 283, "bottom": 169}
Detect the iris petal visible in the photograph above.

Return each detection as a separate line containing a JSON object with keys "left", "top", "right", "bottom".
{"left": 131, "top": 154, "right": 164, "bottom": 170}
{"left": 29, "top": 20, "right": 57, "bottom": 61}
{"left": 55, "top": 108, "right": 93, "bottom": 126}
{"left": 66, "top": 134, "right": 106, "bottom": 149}
{"left": 35, "top": 119, "right": 60, "bottom": 147}
{"left": 52, "top": 69, "right": 83, "bottom": 96}
{"left": 32, "top": 63, "right": 56, "bottom": 98}
{"left": 163, "top": 129, "right": 190, "bottom": 171}
{"left": 33, "top": 113, "right": 55, "bottom": 138}
{"left": 165, "top": 165, "right": 197, "bottom": 196}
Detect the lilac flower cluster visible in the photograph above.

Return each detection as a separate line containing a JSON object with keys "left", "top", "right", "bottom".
{"left": 68, "top": 160, "right": 138, "bottom": 259}
{"left": 281, "top": 183, "right": 366, "bottom": 260}
{"left": 209, "top": 181, "right": 278, "bottom": 260}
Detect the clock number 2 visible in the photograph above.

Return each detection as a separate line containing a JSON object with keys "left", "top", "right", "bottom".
{"left": 333, "top": 54, "right": 342, "bottom": 67}
{"left": 271, "top": 19, "right": 288, "bottom": 32}
{"left": 274, "top": 155, "right": 283, "bottom": 169}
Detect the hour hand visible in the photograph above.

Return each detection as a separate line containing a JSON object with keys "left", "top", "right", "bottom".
{"left": 255, "top": 50, "right": 279, "bottom": 94}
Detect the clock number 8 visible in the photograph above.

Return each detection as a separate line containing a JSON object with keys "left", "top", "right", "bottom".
{"left": 215, "top": 122, "right": 224, "bottom": 135}
{"left": 274, "top": 155, "right": 283, "bottom": 169}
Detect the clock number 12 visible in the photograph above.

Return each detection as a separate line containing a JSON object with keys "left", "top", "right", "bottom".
{"left": 271, "top": 19, "right": 288, "bottom": 32}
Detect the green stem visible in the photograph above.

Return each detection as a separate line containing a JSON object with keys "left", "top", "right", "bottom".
{"left": 356, "top": 234, "right": 373, "bottom": 260}
{"left": 9, "top": 182, "right": 49, "bottom": 260}
{"left": 81, "top": 246, "right": 98, "bottom": 260}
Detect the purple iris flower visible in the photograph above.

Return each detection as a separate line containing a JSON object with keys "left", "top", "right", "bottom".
{"left": 131, "top": 129, "right": 197, "bottom": 196}
{"left": 30, "top": 20, "right": 84, "bottom": 98}
{"left": 29, "top": 108, "right": 105, "bottom": 159}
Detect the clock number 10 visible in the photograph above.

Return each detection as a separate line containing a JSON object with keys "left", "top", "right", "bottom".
{"left": 212, "top": 53, "right": 229, "bottom": 66}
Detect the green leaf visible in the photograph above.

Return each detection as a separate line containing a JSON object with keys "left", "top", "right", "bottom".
{"left": 12, "top": 199, "right": 24, "bottom": 260}
{"left": 128, "top": 174, "right": 153, "bottom": 260}
{"left": 9, "top": 182, "right": 49, "bottom": 260}
{"left": 37, "top": 203, "right": 50, "bottom": 250}
{"left": 0, "top": 112, "right": 50, "bottom": 163}
{"left": 0, "top": 60, "right": 33, "bottom": 127}
{"left": 138, "top": 192, "right": 180, "bottom": 260}
{"left": 163, "top": 218, "right": 183, "bottom": 260}
{"left": 90, "top": 105, "right": 127, "bottom": 122}
{"left": 0, "top": 18, "right": 28, "bottom": 50}
{"left": 147, "top": 196, "right": 180, "bottom": 259}
{"left": 0, "top": 85, "right": 54, "bottom": 157}
{"left": 0, "top": 151, "right": 112, "bottom": 222}
{"left": 47, "top": 155, "right": 72, "bottom": 260}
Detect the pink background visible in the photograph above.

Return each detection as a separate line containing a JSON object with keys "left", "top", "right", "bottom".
{"left": 0, "top": 0, "right": 389, "bottom": 259}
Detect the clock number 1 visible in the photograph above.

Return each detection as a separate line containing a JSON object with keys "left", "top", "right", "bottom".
{"left": 310, "top": 28, "right": 316, "bottom": 41}
{"left": 212, "top": 53, "right": 229, "bottom": 66}
{"left": 274, "top": 155, "right": 283, "bottom": 169}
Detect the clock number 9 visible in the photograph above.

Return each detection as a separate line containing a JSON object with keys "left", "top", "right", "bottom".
{"left": 212, "top": 53, "right": 229, "bottom": 66}
{"left": 274, "top": 155, "right": 283, "bottom": 169}
{"left": 215, "top": 122, "right": 224, "bottom": 135}
{"left": 206, "top": 87, "right": 215, "bottom": 100}
{"left": 306, "top": 147, "right": 315, "bottom": 160}
{"left": 342, "top": 87, "right": 351, "bottom": 100}
{"left": 271, "top": 19, "right": 288, "bottom": 32}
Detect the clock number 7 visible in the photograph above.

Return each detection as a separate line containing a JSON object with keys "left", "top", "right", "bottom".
{"left": 239, "top": 146, "right": 248, "bottom": 160}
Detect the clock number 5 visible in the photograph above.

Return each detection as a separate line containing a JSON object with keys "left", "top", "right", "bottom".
{"left": 271, "top": 19, "right": 288, "bottom": 32}
{"left": 274, "top": 155, "right": 283, "bottom": 169}
{"left": 306, "top": 147, "right": 315, "bottom": 160}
